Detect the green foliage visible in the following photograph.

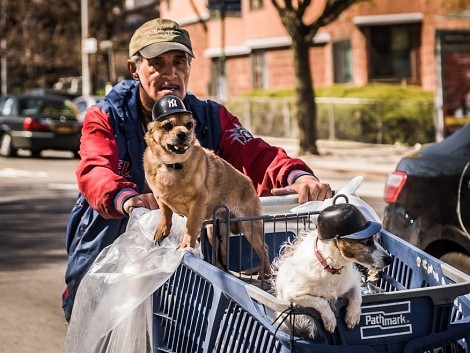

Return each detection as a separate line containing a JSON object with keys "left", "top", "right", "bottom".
{"left": 235, "top": 84, "right": 436, "bottom": 145}
{"left": 315, "top": 83, "right": 434, "bottom": 100}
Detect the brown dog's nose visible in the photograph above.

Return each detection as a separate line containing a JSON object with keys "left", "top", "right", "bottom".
{"left": 176, "top": 132, "right": 187, "bottom": 142}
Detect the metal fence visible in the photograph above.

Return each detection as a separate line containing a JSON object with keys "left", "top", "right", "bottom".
{"left": 224, "top": 96, "right": 436, "bottom": 145}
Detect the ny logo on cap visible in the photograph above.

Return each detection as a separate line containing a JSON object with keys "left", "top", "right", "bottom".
{"left": 152, "top": 94, "right": 192, "bottom": 121}
{"left": 167, "top": 98, "right": 178, "bottom": 108}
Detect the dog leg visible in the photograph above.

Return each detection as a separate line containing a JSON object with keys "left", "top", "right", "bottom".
{"left": 241, "top": 220, "right": 271, "bottom": 278}
{"left": 344, "top": 286, "right": 362, "bottom": 329}
{"left": 178, "top": 208, "right": 206, "bottom": 249}
{"left": 155, "top": 203, "right": 173, "bottom": 244}
{"left": 293, "top": 294, "right": 337, "bottom": 333}
{"left": 205, "top": 226, "right": 227, "bottom": 270}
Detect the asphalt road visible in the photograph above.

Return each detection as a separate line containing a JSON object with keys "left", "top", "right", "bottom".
{"left": 0, "top": 152, "right": 77, "bottom": 353}
{"left": 0, "top": 150, "right": 386, "bottom": 353}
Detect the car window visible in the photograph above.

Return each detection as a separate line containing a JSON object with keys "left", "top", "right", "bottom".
{"left": 1, "top": 97, "right": 16, "bottom": 116}
{"left": 74, "top": 100, "right": 88, "bottom": 113}
{"left": 18, "top": 97, "right": 77, "bottom": 117}
{"left": 19, "top": 97, "right": 42, "bottom": 115}
{"left": 0, "top": 97, "right": 6, "bottom": 112}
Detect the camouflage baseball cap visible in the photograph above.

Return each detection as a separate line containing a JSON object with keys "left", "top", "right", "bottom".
{"left": 129, "top": 18, "right": 194, "bottom": 58}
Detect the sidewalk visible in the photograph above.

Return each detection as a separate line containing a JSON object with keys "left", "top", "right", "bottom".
{"left": 262, "top": 136, "right": 418, "bottom": 178}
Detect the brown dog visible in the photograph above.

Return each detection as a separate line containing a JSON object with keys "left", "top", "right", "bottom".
{"left": 143, "top": 95, "right": 271, "bottom": 277}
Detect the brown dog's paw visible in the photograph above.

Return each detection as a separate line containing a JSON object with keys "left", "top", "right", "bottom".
{"left": 154, "top": 232, "right": 167, "bottom": 244}
{"left": 176, "top": 240, "right": 191, "bottom": 249}
{"left": 154, "top": 224, "right": 170, "bottom": 244}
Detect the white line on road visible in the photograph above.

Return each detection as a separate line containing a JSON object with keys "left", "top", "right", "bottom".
{"left": 0, "top": 168, "right": 48, "bottom": 178}
{"left": 48, "top": 183, "right": 78, "bottom": 190}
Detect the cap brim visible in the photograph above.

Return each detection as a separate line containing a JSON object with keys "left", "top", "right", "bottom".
{"left": 152, "top": 109, "right": 192, "bottom": 122}
{"left": 341, "top": 221, "right": 382, "bottom": 240}
{"left": 140, "top": 42, "right": 195, "bottom": 58}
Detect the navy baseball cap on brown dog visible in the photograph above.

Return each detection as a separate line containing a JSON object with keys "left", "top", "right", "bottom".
{"left": 129, "top": 18, "right": 194, "bottom": 59}
{"left": 152, "top": 95, "right": 192, "bottom": 121}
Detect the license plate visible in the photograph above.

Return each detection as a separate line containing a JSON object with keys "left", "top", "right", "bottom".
{"left": 56, "top": 126, "right": 73, "bottom": 134}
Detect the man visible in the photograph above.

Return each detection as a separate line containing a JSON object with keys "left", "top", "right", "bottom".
{"left": 63, "top": 18, "right": 332, "bottom": 322}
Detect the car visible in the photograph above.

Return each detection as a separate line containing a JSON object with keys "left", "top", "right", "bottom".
{"left": 72, "top": 95, "right": 103, "bottom": 122}
{"left": 0, "top": 94, "right": 82, "bottom": 158}
{"left": 382, "top": 124, "right": 470, "bottom": 274}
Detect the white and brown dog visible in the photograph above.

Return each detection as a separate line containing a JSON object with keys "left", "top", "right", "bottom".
{"left": 143, "top": 95, "right": 271, "bottom": 277}
{"left": 272, "top": 203, "right": 393, "bottom": 338}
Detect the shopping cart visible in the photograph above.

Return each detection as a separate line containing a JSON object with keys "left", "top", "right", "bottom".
{"left": 151, "top": 196, "right": 470, "bottom": 353}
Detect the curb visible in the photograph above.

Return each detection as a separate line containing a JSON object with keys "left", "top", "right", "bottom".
{"left": 261, "top": 136, "right": 417, "bottom": 178}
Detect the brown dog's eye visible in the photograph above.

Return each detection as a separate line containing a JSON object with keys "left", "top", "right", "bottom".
{"left": 162, "top": 123, "right": 173, "bottom": 132}
{"left": 186, "top": 122, "right": 194, "bottom": 130}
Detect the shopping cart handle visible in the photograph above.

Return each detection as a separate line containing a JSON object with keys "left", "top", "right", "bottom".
{"left": 259, "top": 195, "right": 299, "bottom": 207}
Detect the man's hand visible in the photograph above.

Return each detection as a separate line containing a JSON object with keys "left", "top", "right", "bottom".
{"left": 271, "top": 175, "right": 332, "bottom": 204}
{"left": 123, "top": 193, "right": 159, "bottom": 215}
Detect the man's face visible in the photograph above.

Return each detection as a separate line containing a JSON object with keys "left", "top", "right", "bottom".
{"left": 135, "top": 50, "right": 191, "bottom": 103}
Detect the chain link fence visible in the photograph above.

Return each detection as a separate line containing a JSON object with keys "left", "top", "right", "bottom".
{"left": 225, "top": 96, "right": 436, "bottom": 145}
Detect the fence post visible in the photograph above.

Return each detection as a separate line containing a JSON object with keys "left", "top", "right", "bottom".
{"left": 377, "top": 101, "right": 384, "bottom": 144}
{"left": 328, "top": 101, "right": 335, "bottom": 141}
{"left": 244, "top": 99, "right": 251, "bottom": 130}
{"left": 283, "top": 99, "right": 290, "bottom": 137}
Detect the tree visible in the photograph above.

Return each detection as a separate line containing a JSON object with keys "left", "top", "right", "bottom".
{"left": 0, "top": 0, "right": 124, "bottom": 94}
{"left": 1, "top": 0, "right": 81, "bottom": 92}
{"left": 271, "top": 0, "right": 359, "bottom": 155}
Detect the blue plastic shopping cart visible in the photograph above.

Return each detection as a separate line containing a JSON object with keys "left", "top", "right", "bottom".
{"left": 151, "top": 203, "right": 470, "bottom": 353}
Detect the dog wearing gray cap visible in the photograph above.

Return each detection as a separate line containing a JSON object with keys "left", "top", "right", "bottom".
{"left": 272, "top": 202, "right": 392, "bottom": 338}
{"left": 143, "top": 95, "right": 271, "bottom": 278}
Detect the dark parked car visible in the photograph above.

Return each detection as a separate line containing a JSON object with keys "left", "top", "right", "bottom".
{"left": 383, "top": 124, "right": 470, "bottom": 274}
{"left": 0, "top": 94, "right": 82, "bottom": 158}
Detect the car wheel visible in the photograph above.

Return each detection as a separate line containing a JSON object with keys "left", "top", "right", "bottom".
{"left": 30, "top": 149, "right": 42, "bottom": 158}
{"left": 72, "top": 150, "right": 80, "bottom": 159}
{"left": 0, "top": 133, "right": 17, "bottom": 157}
{"left": 440, "top": 252, "right": 470, "bottom": 275}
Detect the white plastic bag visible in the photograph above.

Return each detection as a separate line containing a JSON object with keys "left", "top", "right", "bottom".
{"left": 64, "top": 208, "right": 198, "bottom": 353}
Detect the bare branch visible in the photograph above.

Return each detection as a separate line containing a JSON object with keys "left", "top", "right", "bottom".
{"left": 297, "top": 0, "right": 312, "bottom": 19}
{"left": 314, "top": 0, "right": 359, "bottom": 30}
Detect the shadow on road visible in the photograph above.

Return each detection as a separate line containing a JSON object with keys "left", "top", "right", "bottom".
{"left": 0, "top": 184, "right": 77, "bottom": 271}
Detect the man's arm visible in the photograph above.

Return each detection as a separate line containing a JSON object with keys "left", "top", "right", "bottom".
{"left": 216, "top": 106, "right": 331, "bottom": 201}
{"left": 76, "top": 107, "right": 140, "bottom": 218}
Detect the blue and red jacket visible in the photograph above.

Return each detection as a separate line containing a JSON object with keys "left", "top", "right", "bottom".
{"left": 63, "top": 80, "right": 314, "bottom": 321}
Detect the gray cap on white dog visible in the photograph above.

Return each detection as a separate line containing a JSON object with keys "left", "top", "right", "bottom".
{"left": 317, "top": 203, "right": 382, "bottom": 240}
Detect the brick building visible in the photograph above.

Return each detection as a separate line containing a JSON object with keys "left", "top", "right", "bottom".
{"left": 159, "top": 0, "right": 470, "bottom": 98}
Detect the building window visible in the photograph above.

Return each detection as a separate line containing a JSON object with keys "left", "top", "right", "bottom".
{"left": 368, "top": 24, "right": 416, "bottom": 82}
{"left": 252, "top": 51, "right": 267, "bottom": 89}
{"left": 333, "top": 39, "right": 353, "bottom": 83}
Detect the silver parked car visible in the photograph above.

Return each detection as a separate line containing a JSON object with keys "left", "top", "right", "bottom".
{"left": 72, "top": 95, "right": 103, "bottom": 123}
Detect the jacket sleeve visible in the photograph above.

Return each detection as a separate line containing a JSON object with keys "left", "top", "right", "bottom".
{"left": 76, "top": 106, "right": 139, "bottom": 219}
{"left": 216, "top": 105, "right": 314, "bottom": 196}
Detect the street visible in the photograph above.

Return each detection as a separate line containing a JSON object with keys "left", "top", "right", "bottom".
{"left": 0, "top": 150, "right": 386, "bottom": 353}
{"left": 0, "top": 152, "right": 78, "bottom": 353}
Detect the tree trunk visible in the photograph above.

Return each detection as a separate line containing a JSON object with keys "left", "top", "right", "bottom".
{"left": 291, "top": 33, "right": 319, "bottom": 155}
